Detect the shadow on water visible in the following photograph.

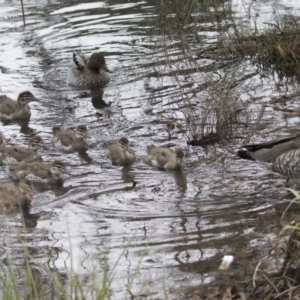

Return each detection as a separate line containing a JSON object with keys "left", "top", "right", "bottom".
{"left": 1, "top": 0, "right": 300, "bottom": 298}
{"left": 76, "top": 87, "right": 111, "bottom": 109}
{"left": 21, "top": 205, "right": 41, "bottom": 229}
{"left": 172, "top": 168, "right": 187, "bottom": 195}
{"left": 120, "top": 164, "right": 135, "bottom": 183}
{"left": 91, "top": 87, "right": 111, "bottom": 109}
{"left": 1, "top": 118, "right": 35, "bottom": 135}
{"left": 78, "top": 150, "right": 93, "bottom": 164}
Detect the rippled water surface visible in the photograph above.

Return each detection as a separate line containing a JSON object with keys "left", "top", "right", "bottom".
{"left": 1, "top": 0, "right": 300, "bottom": 298}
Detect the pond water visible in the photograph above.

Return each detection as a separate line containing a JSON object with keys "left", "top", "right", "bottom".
{"left": 1, "top": 0, "right": 300, "bottom": 299}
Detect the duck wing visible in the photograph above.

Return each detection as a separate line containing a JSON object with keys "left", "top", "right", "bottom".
{"left": 237, "top": 134, "right": 300, "bottom": 162}
{"left": 73, "top": 51, "right": 89, "bottom": 72}
{"left": 0, "top": 97, "right": 17, "bottom": 116}
{"left": 242, "top": 134, "right": 300, "bottom": 151}
{"left": 58, "top": 133, "right": 75, "bottom": 147}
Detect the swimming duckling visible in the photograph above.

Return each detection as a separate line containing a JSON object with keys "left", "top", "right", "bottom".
{"left": 0, "top": 179, "right": 35, "bottom": 212}
{"left": 106, "top": 137, "right": 136, "bottom": 164}
{"left": 8, "top": 160, "right": 67, "bottom": 183}
{"left": 0, "top": 135, "right": 44, "bottom": 165}
{"left": 0, "top": 130, "right": 7, "bottom": 147}
{"left": 51, "top": 124, "right": 89, "bottom": 152}
{"left": 0, "top": 91, "right": 39, "bottom": 119}
{"left": 146, "top": 145, "right": 184, "bottom": 170}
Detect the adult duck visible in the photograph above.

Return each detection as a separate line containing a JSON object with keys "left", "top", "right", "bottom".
{"left": 237, "top": 133, "right": 300, "bottom": 184}
{"left": 67, "top": 51, "right": 110, "bottom": 87}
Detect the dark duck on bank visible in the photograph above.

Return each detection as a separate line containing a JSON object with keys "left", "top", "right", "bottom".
{"left": 237, "top": 133, "right": 300, "bottom": 184}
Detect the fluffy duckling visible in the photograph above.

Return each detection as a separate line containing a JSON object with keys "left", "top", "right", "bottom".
{"left": 51, "top": 125, "right": 89, "bottom": 152}
{"left": 0, "top": 135, "right": 44, "bottom": 165}
{"left": 0, "top": 179, "right": 35, "bottom": 212}
{"left": 146, "top": 145, "right": 184, "bottom": 170}
{"left": 8, "top": 160, "right": 67, "bottom": 183}
{"left": 0, "top": 91, "right": 39, "bottom": 119}
{"left": 0, "top": 130, "right": 7, "bottom": 147}
{"left": 67, "top": 51, "right": 110, "bottom": 87}
{"left": 106, "top": 137, "right": 136, "bottom": 164}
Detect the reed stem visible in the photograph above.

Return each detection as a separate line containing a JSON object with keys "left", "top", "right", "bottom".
{"left": 20, "top": 0, "right": 25, "bottom": 26}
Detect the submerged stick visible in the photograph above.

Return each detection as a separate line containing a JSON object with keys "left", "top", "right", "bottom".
{"left": 20, "top": 0, "right": 25, "bottom": 26}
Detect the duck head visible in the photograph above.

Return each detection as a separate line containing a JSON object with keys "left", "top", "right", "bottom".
{"left": 28, "top": 135, "right": 45, "bottom": 152}
{"left": 75, "top": 125, "right": 90, "bottom": 139}
{"left": 17, "top": 91, "right": 39, "bottom": 107}
{"left": 50, "top": 160, "right": 67, "bottom": 179}
{"left": 88, "top": 53, "right": 109, "bottom": 73}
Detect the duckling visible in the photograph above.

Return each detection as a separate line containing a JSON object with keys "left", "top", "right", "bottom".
{"left": 106, "top": 137, "right": 136, "bottom": 164}
{"left": 67, "top": 51, "right": 110, "bottom": 87}
{"left": 146, "top": 145, "right": 184, "bottom": 170}
{"left": 8, "top": 160, "right": 67, "bottom": 183}
{"left": 0, "top": 135, "right": 44, "bottom": 165}
{"left": 51, "top": 124, "right": 89, "bottom": 152}
{"left": 0, "top": 130, "right": 7, "bottom": 147}
{"left": 0, "top": 179, "right": 35, "bottom": 212}
{"left": 237, "top": 134, "right": 300, "bottom": 183}
{"left": 0, "top": 91, "right": 39, "bottom": 119}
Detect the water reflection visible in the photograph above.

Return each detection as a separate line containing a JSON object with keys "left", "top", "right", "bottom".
{"left": 75, "top": 86, "right": 110, "bottom": 110}
{"left": 21, "top": 207, "right": 40, "bottom": 229}
{"left": 121, "top": 164, "right": 135, "bottom": 183}
{"left": 34, "top": 179, "right": 70, "bottom": 198}
{"left": 78, "top": 151, "right": 93, "bottom": 164}
{"left": 171, "top": 168, "right": 187, "bottom": 195}
{"left": 1, "top": 118, "right": 34, "bottom": 134}
{"left": 91, "top": 87, "right": 111, "bottom": 109}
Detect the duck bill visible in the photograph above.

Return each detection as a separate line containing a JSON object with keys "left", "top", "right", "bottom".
{"left": 31, "top": 96, "right": 40, "bottom": 102}
{"left": 103, "top": 63, "right": 110, "bottom": 73}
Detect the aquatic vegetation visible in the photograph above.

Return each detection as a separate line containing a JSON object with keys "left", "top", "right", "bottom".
{"left": 153, "top": 0, "right": 261, "bottom": 145}
{"left": 256, "top": 20, "right": 300, "bottom": 77}
{"left": 0, "top": 232, "right": 147, "bottom": 300}
{"left": 246, "top": 189, "right": 300, "bottom": 299}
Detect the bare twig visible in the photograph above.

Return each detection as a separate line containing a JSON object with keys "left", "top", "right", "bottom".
{"left": 20, "top": 0, "right": 26, "bottom": 26}
{"left": 253, "top": 257, "right": 267, "bottom": 288}
{"left": 273, "top": 285, "right": 299, "bottom": 299}
{"left": 262, "top": 273, "right": 279, "bottom": 295}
